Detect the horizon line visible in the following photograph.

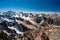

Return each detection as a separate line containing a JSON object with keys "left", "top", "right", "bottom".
{"left": 0, "top": 8, "right": 60, "bottom": 13}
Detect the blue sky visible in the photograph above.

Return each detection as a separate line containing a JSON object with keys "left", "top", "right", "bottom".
{"left": 0, "top": 0, "right": 60, "bottom": 12}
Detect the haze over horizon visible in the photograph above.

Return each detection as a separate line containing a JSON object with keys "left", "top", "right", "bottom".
{"left": 0, "top": 0, "right": 60, "bottom": 12}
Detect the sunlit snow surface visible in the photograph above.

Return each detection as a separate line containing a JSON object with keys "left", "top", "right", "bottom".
{"left": 1, "top": 17, "right": 14, "bottom": 22}
{"left": 8, "top": 26, "right": 24, "bottom": 35}
{"left": 3, "top": 30, "right": 11, "bottom": 36}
